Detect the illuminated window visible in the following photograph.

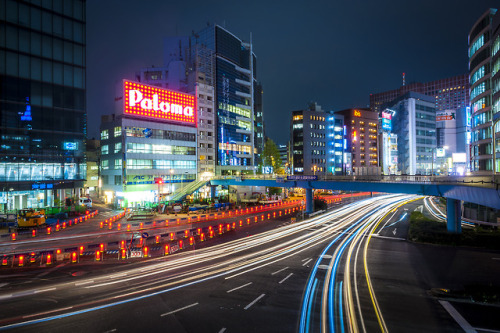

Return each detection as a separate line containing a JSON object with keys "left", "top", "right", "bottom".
{"left": 101, "top": 159, "right": 109, "bottom": 170}
{"left": 114, "top": 126, "right": 122, "bottom": 137}
{"left": 114, "top": 142, "right": 122, "bottom": 153}
{"left": 101, "top": 145, "right": 108, "bottom": 155}
{"left": 114, "top": 159, "right": 122, "bottom": 169}
{"left": 101, "top": 129, "right": 109, "bottom": 140}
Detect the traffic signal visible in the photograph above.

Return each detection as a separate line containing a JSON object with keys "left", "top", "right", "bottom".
{"left": 154, "top": 177, "right": 163, "bottom": 184}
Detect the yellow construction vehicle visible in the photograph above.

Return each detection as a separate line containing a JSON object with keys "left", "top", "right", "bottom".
{"left": 17, "top": 209, "right": 46, "bottom": 228}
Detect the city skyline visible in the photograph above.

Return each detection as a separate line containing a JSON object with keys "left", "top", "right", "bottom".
{"left": 87, "top": 0, "right": 499, "bottom": 145}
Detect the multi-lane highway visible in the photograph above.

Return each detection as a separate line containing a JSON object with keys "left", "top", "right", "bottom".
{"left": 0, "top": 195, "right": 499, "bottom": 332}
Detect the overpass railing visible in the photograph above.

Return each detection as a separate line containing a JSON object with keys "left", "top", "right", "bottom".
{"left": 211, "top": 174, "right": 500, "bottom": 188}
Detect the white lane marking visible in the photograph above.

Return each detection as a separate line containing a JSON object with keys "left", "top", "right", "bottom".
{"left": 301, "top": 257, "right": 311, "bottom": 262}
{"left": 302, "top": 258, "right": 312, "bottom": 266}
{"left": 34, "top": 287, "right": 56, "bottom": 294}
{"left": 271, "top": 267, "right": 288, "bottom": 275}
{"left": 321, "top": 254, "right": 332, "bottom": 259}
{"left": 0, "top": 283, "right": 9, "bottom": 288}
{"left": 107, "top": 273, "right": 127, "bottom": 279}
{"left": 22, "top": 306, "right": 73, "bottom": 319}
{"left": 318, "top": 265, "right": 329, "bottom": 270}
{"left": 472, "top": 328, "right": 500, "bottom": 333}
{"left": 0, "top": 294, "right": 12, "bottom": 300}
{"left": 160, "top": 302, "right": 199, "bottom": 317}
{"left": 244, "top": 294, "right": 265, "bottom": 310}
{"left": 75, "top": 280, "right": 94, "bottom": 286}
{"left": 218, "top": 328, "right": 226, "bottom": 333}
{"left": 103, "top": 329, "right": 117, "bottom": 333}
{"left": 278, "top": 273, "right": 293, "bottom": 284}
{"left": 438, "top": 300, "right": 477, "bottom": 333}
{"left": 370, "top": 234, "right": 406, "bottom": 241}
{"left": 227, "top": 282, "right": 252, "bottom": 293}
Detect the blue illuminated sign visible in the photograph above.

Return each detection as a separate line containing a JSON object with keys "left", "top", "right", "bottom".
{"left": 63, "top": 142, "right": 78, "bottom": 150}
{"left": 382, "top": 118, "right": 392, "bottom": 131}
{"left": 31, "top": 183, "right": 53, "bottom": 190}
{"left": 287, "top": 175, "right": 318, "bottom": 181}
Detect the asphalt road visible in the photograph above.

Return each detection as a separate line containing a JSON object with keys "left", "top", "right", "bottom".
{"left": 1, "top": 194, "right": 499, "bottom": 333}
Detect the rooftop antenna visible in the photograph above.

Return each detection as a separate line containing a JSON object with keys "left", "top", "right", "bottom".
{"left": 402, "top": 72, "right": 406, "bottom": 86}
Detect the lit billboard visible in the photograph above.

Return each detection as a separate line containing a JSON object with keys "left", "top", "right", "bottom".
{"left": 123, "top": 80, "right": 196, "bottom": 126}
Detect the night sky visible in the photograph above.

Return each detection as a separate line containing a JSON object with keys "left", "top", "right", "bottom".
{"left": 86, "top": 0, "right": 499, "bottom": 145}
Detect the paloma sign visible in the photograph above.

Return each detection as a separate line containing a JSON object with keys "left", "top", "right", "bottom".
{"left": 123, "top": 80, "right": 196, "bottom": 126}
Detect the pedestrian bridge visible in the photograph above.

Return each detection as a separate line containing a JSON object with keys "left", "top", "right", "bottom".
{"left": 209, "top": 174, "right": 500, "bottom": 233}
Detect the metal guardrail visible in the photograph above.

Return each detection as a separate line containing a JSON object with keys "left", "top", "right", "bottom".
{"left": 211, "top": 175, "right": 500, "bottom": 188}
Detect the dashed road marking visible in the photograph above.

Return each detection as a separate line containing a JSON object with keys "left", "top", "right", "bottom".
{"left": 278, "top": 273, "right": 293, "bottom": 284}
{"left": 244, "top": 294, "right": 265, "bottom": 310}
{"left": 302, "top": 258, "right": 312, "bottom": 266}
{"left": 227, "top": 282, "right": 252, "bottom": 293}
{"left": 271, "top": 267, "right": 288, "bottom": 275}
{"left": 161, "top": 303, "right": 199, "bottom": 317}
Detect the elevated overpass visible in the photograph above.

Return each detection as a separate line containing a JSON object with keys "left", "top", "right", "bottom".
{"left": 210, "top": 174, "right": 500, "bottom": 234}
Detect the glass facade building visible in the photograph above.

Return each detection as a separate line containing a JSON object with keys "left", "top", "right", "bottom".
{"left": 0, "top": 0, "right": 86, "bottom": 211}
{"left": 191, "top": 25, "right": 256, "bottom": 174}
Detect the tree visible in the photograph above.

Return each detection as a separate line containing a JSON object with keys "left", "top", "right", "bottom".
{"left": 260, "top": 138, "right": 284, "bottom": 174}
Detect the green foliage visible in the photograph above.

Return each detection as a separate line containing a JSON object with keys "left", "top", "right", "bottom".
{"left": 409, "top": 211, "right": 500, "bottom": 249}
{"left": 260, "top": 138, "right": 284, "bottom": 174}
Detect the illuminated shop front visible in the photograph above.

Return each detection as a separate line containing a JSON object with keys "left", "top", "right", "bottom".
{"left": 100, "top": 81, "right": 197, "bottom": 208}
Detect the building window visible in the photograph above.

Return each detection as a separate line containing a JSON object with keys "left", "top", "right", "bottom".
{"left": 101, "top": 145, "right": 109, "bottom": 155}
{"left": 114, "top": 126, "right": 122, "bottom": 137}
{"left": 114, "top": 142, "right": 122, "bottom": 153}
{"left": 114, "top": 175, "right": 122, "bottom": 185}
{"left": 114, "top": 159, "right": 122, "bottom": 169}
{"left": 101, "top": 129, "right": 109, "bottom": 140}
{"left": 101, "top": 160, "right": 109, "bottom": 170}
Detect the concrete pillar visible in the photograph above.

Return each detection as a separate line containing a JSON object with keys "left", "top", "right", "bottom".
{"left": 210, "top": 186, "right": 216, "bottom": 201}
{"left": 305, "top": 188, "right": 313, "bottom": 214}
{"left": 446, "top": 198, "right": 462, "bottom": 234}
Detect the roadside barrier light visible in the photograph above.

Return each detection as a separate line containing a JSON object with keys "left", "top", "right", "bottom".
{"left": 62, "top": 222, "right": 66, "bottom": 229}
{"left": 100, "top": 221, "right": 103, "bottom": 228}
{"left": 55, "top": 224, "right": 60, "bottom": 232}
{"left": 121, "top": 249, "right": 126, "bottom": 259}
{"left": 69, "top": 220, "right": 72, "bottom": 227}
{"left": 120, "top": 240, "right": 125, "bottom": 249}
{"left": 279, "top": 211, "right": 282, "bottom": 216}
{"left": 179, "top": 240, "right": 183, "bottom": 249}
{"left": 117, "top": 223, "right": 121, "bottom": 231}
{"left": 155, "top": 235, "right": 160, "bottom": 244}
{"left": 143, "top": 246, "right": 149, "bottom": 258}
{"left": 189, "top": 236, "right": 194, "bottom": 246}
{"left": 201, "top": 233, "right": 205, "bottom": 242}
{"left": 254, "top": 217, "right": 257, "bottom": 223}
{"left": 197, "top": 228, "right": 201, "bottom": 235}
{"left": 79, "top": 246, "right": 84, "bottom": 255}
{"left": 95, "top": 250, "right": 101, "bottom": 261}
{"left": 170, "top": 232, "right": 174, "bottom": 241}
{"left": 11, "top": 233, "right": 16, "bottom": 241}
{"left": 262, "top": 215, "right": 264, "bottom": 221}
{"left": 109, "top": 222, "right": 112, "bottom": 230}
{"left": 268, "top": 214, "right": 271, "bottom": 219}
{"left": 164, "top": 245, "right": 169, "bottom": 255}
{"left": 71, "top": 252, "right": 77, "bottom": 263}
{"left": 226, "top": 224, "right": 230, "bottom": 232}
{"left": 165, "top": 221, "right": 169, "bottom": 227}
{"left": 232, "top": 222, "right": 236, "bottom": 229}
{"left": 139, "top": 238, "right": 143, "bottom": 247}
{"left": 18, "top": 255, "right": 24, "bottom": 267}
{"left": 247, "top": 218, "right": 250, "bottom": 225}
{"left": 209, "top": 230, "right": 214, "bottom": 238}
{"left": 239, "top": 220, "right": 243, "bottom": 227}
{"left": 153, "top": 221, "right": 156, "bottom": 227}
{"left": 2, "top": 256, "right": 7, "bottom": 266}
{"left": 56, "top": 249, "right": 61, "bottom": 255}
{"left": 100, "top": 243, "right": 104, "bottom": 252}
{"left": 79, "top": 217, "right": 83, "bottom": 222}
{"left": 127, "top": 224, "right": 131, "bottom": 231}
{"left": 176, "top": 219, "right": 180, "bottom": 225}
{"left": 46, "top": 253, "right": 52, "bottom": 265}
{"left": 218, "top": 224, "right": 223, "bottom": 234}
{"left": 273, "top": 212, "right": 276, "bottom": 218}
{"left": 30, "top": 252, "right": 36, "bottom": 263}
{"left": 185, "top": 230, "right": 189, "bottom": 238}
{"left": 140, "top": 222, "right": 143, "bottom": 229}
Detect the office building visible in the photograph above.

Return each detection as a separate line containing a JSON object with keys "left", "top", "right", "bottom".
{"left": 334, "top": 108, "right": 379, "bottom": 175}
{"left": 382, "top": 92, "right": 436, "bottom": 175}
{"left": 277, "top": 144, "right": 288, "bottom": 172}
{"left": 0, "top": 0, "right": 86, "bottom": 210}
{"left": 326, "top": 113, "right": 345, "bottom": 175}
{"left": 254, "top": 83, "right": 265, "bottom": 166}
{"left": 84, "top": 139, "right": 100, "bottom": 197}
{"left": 370, "top": 74, "right": 469, "bottom": 114}
{"left": 469, "top": 8, "right": 498, "bottom": 173}
{"left": 100, "top": 81, "right": 197, "bottom": 207}
{"left": 290, "top": 103, "right": 327, "bottom": 175}
{"left": 191, "top": 25, "right": 258, "bottom": 175}
{"left": 138, "top": 38, "right": 216, "bottom": 179}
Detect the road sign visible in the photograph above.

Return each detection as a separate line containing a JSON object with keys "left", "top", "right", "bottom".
{"left": 142, "top": 232, "right": 149, "bottom": 239}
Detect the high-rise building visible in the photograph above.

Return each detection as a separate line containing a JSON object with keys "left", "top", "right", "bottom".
{"left": 290, "top": 103, "right": 327, "bottom": 175}
{"left": 138, "top": 38, "right": 216, "bottom": 179}
{"left": 0, "top": 0, "right": 87, "bottom": 211}
{"left": 254, "top": 82, "right": 265, "bottom": 166}
{"left": 191, "top": 25, "right": 258, "bottom": 175}
{"left": 325, "top": 113, "right": 345, "bottom": 175}
{"left": 382, "top": 92, "right": 436, "bottom": 175}
{"left": 469, "top": 8, "right": 498, "bottom": 173}
{"left": 370, "top": 74, "right": 469, "bottom": 114}
{"left": 334, "top": 108, "right": 379, "bottom": 175}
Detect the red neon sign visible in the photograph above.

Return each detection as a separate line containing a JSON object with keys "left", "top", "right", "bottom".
{"left": 123, "top": 80, "right": 196, "bottom": 126}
